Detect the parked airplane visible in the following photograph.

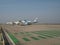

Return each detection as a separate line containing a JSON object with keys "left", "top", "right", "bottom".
{"left": 6, "top": 22, "right": 13, "bottom": 24}
{"left": 6, "top": 21, "right": 20, "bottom": 25}
{"left": 13, "top": 21, "right": 20, "bottom": 25}
{"left": 20, "top": 17, "right": 38, "bottom": 25}
{"left": 6, "top": 17, "right": 38, "bottom": 25}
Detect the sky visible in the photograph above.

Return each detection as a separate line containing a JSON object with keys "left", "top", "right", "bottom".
{"left": 0, "top": 0, "right": 60, "bottom": 23}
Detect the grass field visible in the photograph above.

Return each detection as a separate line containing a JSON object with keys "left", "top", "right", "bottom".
{"left": 2, "top": 24, "right": 60, "bottom": 45}
{"left": 13, "top": 30, "right": 60, "bottom": 41}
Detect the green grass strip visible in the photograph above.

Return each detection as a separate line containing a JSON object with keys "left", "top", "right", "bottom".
{"left": 8, "top": 33, "right": 19, "bottom": 44}
{"left": 31, "top": 37, "right": 39, "bottom": 40}
{"left": 22, "top": 38, "right": 30, "bottom": 41}
{"left": 40, "top": 34, "right": 53, "bottom": 38}
{"left": 38, "top": 35, "right": 46, "bottom": 39}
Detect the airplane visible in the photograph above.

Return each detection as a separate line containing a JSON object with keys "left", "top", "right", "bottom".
{"left": 6, "top": 22, "right": 13, "bottom": 24}
{"left": 13, "top": 21, "right": 20, "bottom": 25}
{"left": 6, "top": 17, "right": 38, "bottom": 25}
{"left": 6, "top": 21, "right": 20, "bottom": 25}
{"left": 20, "top": 17, "right": 38, "bottom": 25}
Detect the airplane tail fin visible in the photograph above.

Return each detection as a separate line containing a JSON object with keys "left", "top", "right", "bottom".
{"left": 33, "top": 17, "right": 38, "bottom": 23}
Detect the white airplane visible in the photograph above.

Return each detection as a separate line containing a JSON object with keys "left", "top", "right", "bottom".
{"left": 6, "top": 22, "right": 13, "bottom": 24}
{"left": 6, "top": 21, "right": 19, "bottom": 25}
{"left": 20, "top": 17, "right": 38, "bottom": 25}
{"left": 13, "top": 21, "right": 20, "bottom": 25}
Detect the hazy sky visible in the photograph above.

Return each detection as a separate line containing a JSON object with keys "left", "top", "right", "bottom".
{"left": 0, "top": 0, "right": 60, "bottom": 23}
